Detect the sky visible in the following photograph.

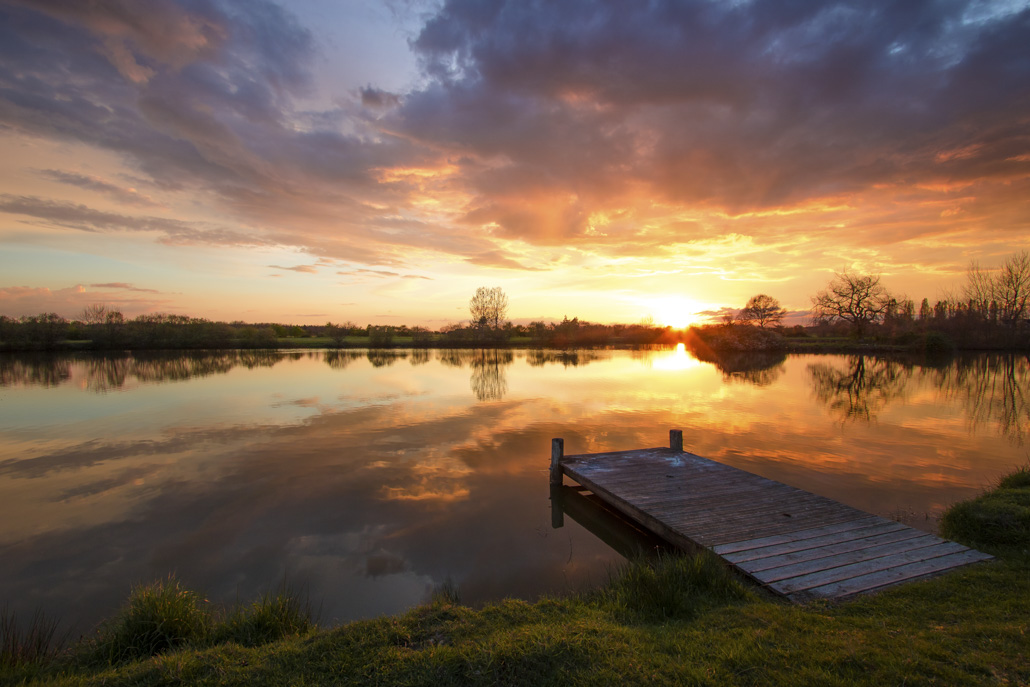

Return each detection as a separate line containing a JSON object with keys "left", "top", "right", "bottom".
{"left": 0, "top": 0, "right": 1028, "bottom": 328}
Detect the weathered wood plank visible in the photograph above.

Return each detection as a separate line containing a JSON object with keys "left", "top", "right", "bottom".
{"left": 719, "top": 521, "right": 908, "bottom": 561}
{"left": 772, "top": 542, "right": 979, "bottom": 594}
{"left": 712, "top": 516, "right": 885, "bottom": 555}
{"left": 737, "top": 528, "right": 929, "bottom": 571}
{"left": 750, "top": 536, "right": 960, "bottom": 583}
{"left": 788, "top": 549, "right": 994, "bottom": 601}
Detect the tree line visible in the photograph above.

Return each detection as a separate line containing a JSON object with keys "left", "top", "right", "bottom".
{"left": 2, "top": 253, "right": 1028, "bottom": 351}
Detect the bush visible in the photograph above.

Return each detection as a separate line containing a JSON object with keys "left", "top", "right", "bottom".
{"left": 83, "top": 577, "right": 210, "bottom": 665}
{"left": 368, "top": 326, "right": 394, "bottom": 348}
{"left": 940, "top": 467, "right": 1030, "bottom": 556}
{"left": 911, "top": 331, "right": 956, "bottom": 358}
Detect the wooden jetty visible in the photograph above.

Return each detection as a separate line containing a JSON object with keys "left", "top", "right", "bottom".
{"left": 549, "top": 431, "right": 992, "bottom": 602}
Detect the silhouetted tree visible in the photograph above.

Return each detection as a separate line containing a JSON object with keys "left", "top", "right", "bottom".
{"left": 811, "top": 270, "right": 893, "bottom": 337}
{"left": 737, "top": 294, "right": 787, "bottom": 328}
{"left": 324, "top": 321, "right": 347, "bottom": 347}
{"left": 469, "top": 286, "right": 509, "bottom": 330}
{"left": 965, "top": 251, "right": 1030, "bottom": 327}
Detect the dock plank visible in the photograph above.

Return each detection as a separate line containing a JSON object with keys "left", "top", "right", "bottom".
{"left": 556, "top": 442, "right": 992, "bottom": 602}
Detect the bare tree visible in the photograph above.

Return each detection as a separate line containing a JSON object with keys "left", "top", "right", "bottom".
{"left": 811, "top": 270, "right": 892, "bottom": 337}
{"left": 81, "top": 303, "right": 108, "bottom": 325}
{"left": 469, "top": 286, "right": 509, "bottom": 329}
{"left": 737, "top": 294, "right": 787, "bottom": 328}
{"left": 964, "top": 251, "right": 1030, "bottom": 327}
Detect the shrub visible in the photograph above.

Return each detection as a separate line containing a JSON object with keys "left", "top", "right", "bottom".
{"left": 911, "top": 331, "right": 956, "bottom": 358}
{"left": 940, "top": 467, "right": 1030, "bottom": 556}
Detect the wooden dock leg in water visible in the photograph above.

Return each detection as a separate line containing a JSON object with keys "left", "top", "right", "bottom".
{"left": 550, "top": 437, "right": 564, "bottom": 486}
{"left": 549, "top": 483, "right": 565, "bottom": 529}
{"left": 670, "top": 429, "right": 683, "bottom": 452}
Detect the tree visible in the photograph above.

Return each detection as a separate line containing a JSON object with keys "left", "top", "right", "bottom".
{"left": 810, "top": 270, "right": 892, "bottom": 337}
{"left": 324, "top": 321, "right": 347, "bottom": 347}
{"left": 964, "top": 251, "right": 1030, "bottom": 327}
{"left": 81, "top": 303, "right": 108, "bottom": 325}
{"left": 737, "top": 294, "right": 787, "bottom": 328}
{"left": 469, "top": 286, "right": 509, "bottom": 330}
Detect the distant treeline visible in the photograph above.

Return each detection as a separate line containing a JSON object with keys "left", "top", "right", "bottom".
{"left": 0, "top": 312, "right": 684, "bottom": 351}
{"left": 2, "top": 302, "right": 1028, "bottom": 353}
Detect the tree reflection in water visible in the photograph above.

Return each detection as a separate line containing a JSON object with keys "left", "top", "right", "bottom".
{"left": 367, "top": 349, "right": 407, "bottom": 368}
{"left": 324, "top": 350, "right": 364, "bottom": 369}
{"left": 0, "top": 354, "right": 71, "bottom": 387}
{"left": 924, "top": 354, "right": 1030, "bottom": 445}
{"left": 526, "top": 349, "right": 604, "bottom": 367}
{"left": 807, "top": 355, "right": 911, "bottom": 423}
{"left": 704, "top": 351, "right": 787, "bottom": 387}
{"left": 1, "top": 351, "right": 287, "bottom": 392}
{"left": 469, "top": 349, "right": 513, "bottom": 401}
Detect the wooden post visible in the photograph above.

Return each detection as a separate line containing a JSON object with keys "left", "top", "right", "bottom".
{"left": 550, "top": 438, "right": 564, "bottom": 486}
{"left": 670, "top": 429, "right": 683, "bottom": 452}
{"left": 550, "top": 484, "right": 565, "bottom": 529}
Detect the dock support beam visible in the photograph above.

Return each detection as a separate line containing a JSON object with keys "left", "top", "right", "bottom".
{"left": 670, "top": 429, "right": 683, "bottom": 452}
{"left": 550, "top": 438, "right": 564, "bottom": 485}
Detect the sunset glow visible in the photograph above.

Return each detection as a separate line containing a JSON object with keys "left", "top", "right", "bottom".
{"left": 1, "top": 0, "right": 1028, "bottom": 326}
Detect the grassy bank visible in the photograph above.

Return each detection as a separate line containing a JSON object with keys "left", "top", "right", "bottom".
{"left": 3, "top": 471, "right": 1028, "bottom": 686}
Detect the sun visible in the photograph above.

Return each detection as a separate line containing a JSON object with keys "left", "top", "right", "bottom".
{"left": 649, "top": 296, "right": 703, "bottom": 329}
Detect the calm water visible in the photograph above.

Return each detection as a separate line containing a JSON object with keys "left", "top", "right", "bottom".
{"left": 1, "top": 347, "right": 1027, "bottom": 633}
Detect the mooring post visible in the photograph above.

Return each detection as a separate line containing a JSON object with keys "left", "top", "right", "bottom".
{"left": 670, "top": 429, "right": 683, "bottom": 452}
{"left": 550, "top": 438, "right": 564, "bottom": 486}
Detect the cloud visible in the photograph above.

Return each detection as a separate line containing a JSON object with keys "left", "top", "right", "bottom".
{"left": 360, "top": 87, "right": 401, "bottom": 110}
{"left": 269, "top": 264, "right": 319, "bottom": 274}
{"left": 0, "top": 195, "right": 272, "bottom": 247}
{"left": 89, "top": 283, "right": 160, "bottom": 293}
{"left": 0, "top": 0, "right": 1027, "bottom": 291}
{"left": 0, "top": 284, "right": 172, "bottom": 318}
{"left": 391, "top": 0, "right": 1030, "bottom": 245}
{"left": 37, "top": 170, "right": 161, "bottom": 207}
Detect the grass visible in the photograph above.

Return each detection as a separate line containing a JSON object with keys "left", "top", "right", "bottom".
{"left": 1, "top": 607, "right": 61, "bottom": 671}
{"left": 3, "top": 470, "right": 1028, "bottom": 686}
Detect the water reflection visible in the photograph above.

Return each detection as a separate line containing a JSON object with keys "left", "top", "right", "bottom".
{"left": 469, "top": 350, "right": 512, "bottom": 401}
{"left": 926, "top": 354, "right": 1030, "bottom": 445}
{"left": 0, "top": 350, "right": 287, "bottom": 391}
{"left": 367, "top": 349, "right": 407, "bottom": 368}
{"left": 808, "top": 356, "right": 911, "bottom": 423}
{"left": 1, "top": 348, "right": 1027, "bottom": 637}
{"left": 324, "top": 350, "right": 364, "bottom": 369}
{"left": 526, "top": 349, "right": 605, "bottom": 367}
{"left": 705, "top": 351, "right": 787, "bottom": 386}
{"left": 0, "top": 354, "right": 71, "bottom": 387}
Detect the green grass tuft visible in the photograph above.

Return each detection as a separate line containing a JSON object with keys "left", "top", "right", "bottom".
{"left": 80, "top": 575, "right": 211, "bottom": 665}
{"left": 213, "top": 584, "right": 314, "bottom": 647}
{"left": 940, "top": 465, "right": 1030, "bottom": 556}
{"left": 599, "top": 550, "right": 753, "bottom": 623}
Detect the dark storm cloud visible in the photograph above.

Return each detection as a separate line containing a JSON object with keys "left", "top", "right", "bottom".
{"left": 394, "top": 0, "right": 1030, "bottom": 240}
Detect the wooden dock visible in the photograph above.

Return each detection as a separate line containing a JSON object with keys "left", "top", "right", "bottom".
{"left": 549, "top": 431, "right": 992, "bottom": 602}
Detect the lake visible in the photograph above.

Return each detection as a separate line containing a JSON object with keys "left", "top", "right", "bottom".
{"left": 1, "top": 347, "right": 1026, "bottom": 634}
